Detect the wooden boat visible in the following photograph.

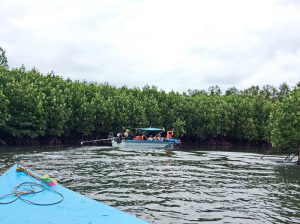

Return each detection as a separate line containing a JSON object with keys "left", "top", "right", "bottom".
{"left": 0, "top": 164, "right": 148, "bottom": 224}
{"left": 111, "top": 127, "right": 181, "bottom": 149}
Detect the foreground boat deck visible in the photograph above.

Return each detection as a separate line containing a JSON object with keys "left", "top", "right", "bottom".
{"left": 0, "top": 164, "right": 148, "bottom": 224}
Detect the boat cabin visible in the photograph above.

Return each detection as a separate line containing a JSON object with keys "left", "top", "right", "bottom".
{"left": 123, "top": 127, "right": 174, "bottom": 141}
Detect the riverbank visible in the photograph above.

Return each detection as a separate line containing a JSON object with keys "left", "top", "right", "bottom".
{"left": 0, "top": 135, "right": 272, "bottom": 151}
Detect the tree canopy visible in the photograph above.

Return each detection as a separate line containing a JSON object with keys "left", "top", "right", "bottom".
{"left": 269, "top": 87, "right": 300, "bottom": 151}
{"left": 0, "top": 50, "right": 299, "bottom": 150}
{"left": 0, "top": 47, "right": 8, "bottom": 68}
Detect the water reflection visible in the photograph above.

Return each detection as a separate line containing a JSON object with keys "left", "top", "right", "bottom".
{"left": 0, "top": 147, "right": 299, "bottom": 223}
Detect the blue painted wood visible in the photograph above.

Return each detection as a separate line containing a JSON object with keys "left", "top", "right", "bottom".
{"left": 0, "top": 165, "right": 148, "bottom": 224}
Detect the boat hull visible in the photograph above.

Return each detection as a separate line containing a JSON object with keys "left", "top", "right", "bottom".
{"left": 0, "top": 165, "right": 148, "bottom": 224}
{"left": 112, "top": 139, "right": 175, "bottom": 149}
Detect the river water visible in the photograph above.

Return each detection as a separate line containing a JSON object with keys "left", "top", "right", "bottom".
{"left": 0, "top": 146, "right": 299, "bottom": 224}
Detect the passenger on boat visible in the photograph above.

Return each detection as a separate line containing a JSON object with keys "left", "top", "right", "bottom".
{"left": 154, "top": 135, "right": 161, "bottom": 141}
{"left": 116, "top": 133, "right": 122, "bottom": 143}
{"left": 166, "top": 131, "right": 173, "bottom": 140}
{"left": 134, "top": 135, "right": 144, "bottom": 140}
{"left": 124, "top": 129, "right": 130, "bottom": 140}
{"left": 148, "top": 135, "right": 154, "bottom": 140}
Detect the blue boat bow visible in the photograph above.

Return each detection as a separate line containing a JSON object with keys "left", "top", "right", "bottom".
{"left": 0, "top": 164, "right": 148, "bottom": 224}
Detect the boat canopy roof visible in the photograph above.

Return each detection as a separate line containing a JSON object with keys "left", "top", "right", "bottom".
{"left": 135, "top": 127, "right": 164, "bottom": 131}
{"left": 124, "top": 127, "right": 164, "bottom": 131}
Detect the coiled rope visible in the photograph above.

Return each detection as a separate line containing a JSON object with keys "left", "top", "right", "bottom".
{"left": 0, "top": 163, "right": 64, "bottom": 206}
{"left": 0, "top": 181, "right": 64, "bottom": 205}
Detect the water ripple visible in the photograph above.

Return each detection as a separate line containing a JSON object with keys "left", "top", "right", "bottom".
{"left": 1, "top": 147, "right": 300, "bottom": 224}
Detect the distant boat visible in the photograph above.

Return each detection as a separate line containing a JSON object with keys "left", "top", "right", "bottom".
{"left": 0, "top": 164, "right": 148, "bottom": 224}
{"left": 112, "top": 127, "right": 181, "bottom": 149}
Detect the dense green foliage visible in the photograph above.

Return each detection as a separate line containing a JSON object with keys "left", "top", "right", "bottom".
{"left": 0, "top": 47, "right": 8, "bottom": 68}
{"left": 269, "top": 88, "right": 300, "bottom": 151}
{"left": 0, "top": 65, "right": 299, "bottom": 151}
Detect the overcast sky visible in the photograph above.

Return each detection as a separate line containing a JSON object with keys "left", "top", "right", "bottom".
{"left": 0, "top": 0, "right": 299, "bottom": 92}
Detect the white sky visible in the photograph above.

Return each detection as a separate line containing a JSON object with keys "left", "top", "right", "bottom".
{"left": 0, "top": 0, "right": 299, "bottom": 92}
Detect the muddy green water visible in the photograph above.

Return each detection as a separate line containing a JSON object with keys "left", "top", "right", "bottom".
{"left": 0, "top": 147, "right": 299, "bottom": 224}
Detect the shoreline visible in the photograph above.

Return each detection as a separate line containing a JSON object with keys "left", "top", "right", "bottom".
{"left": 0, "top": 136, "right": 272, "bottom": 151}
